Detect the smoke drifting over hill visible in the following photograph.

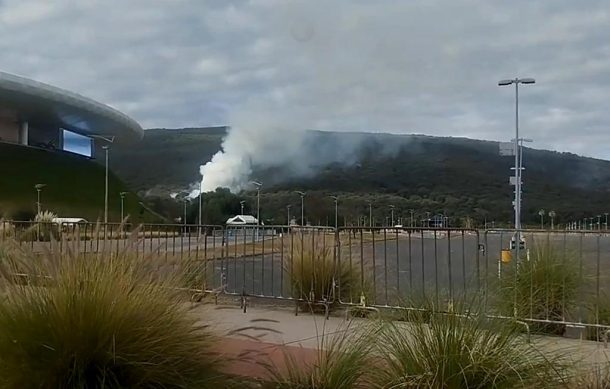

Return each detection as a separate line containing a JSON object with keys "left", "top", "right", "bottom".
{"left": 198, "top": 2, "right": 420, "bottom": 193}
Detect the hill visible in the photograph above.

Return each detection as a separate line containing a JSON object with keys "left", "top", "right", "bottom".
{"left": 107, "top": 127, "right": 610, "bottom": 227}
{"left": 0, "top": 142, "right": 154, "bottom": 223}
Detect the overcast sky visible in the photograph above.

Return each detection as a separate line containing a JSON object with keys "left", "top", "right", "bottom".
{"left": 0, "top": 0, "right": 609, "bottom": 159}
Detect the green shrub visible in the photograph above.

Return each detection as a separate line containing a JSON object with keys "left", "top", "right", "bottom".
{"left": 493, "top": 240, "right": 582, "bottom": 334}
{"left": 0, "top": 237, "right": 222, "bottom": 388}
{"left": 286, "top": 236, "right": 369, "bottom": 311}
{"left": 374, "top": 300, "right": 565, "bottom": 388}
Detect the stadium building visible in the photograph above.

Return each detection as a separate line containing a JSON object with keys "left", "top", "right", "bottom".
{"left": 0, "top": 71, "right": 142, "bottom": 157}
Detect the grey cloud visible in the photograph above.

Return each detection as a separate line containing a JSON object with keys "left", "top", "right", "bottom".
{"left": 0, "top": 0, "right": 608, "bottom": 160}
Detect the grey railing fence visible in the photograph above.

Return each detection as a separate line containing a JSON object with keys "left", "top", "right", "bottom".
{"left": 2, "top": 220, "right": 610, "bottom": 335}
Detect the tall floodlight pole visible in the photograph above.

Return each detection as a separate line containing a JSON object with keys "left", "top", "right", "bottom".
{"left": 605, "top": 213, "right": 609, "bottom": 230}
{"left": 296, "top": 191, "right": 306, "bottom": 226}
{"left": 34, "top": 184, "right": 46, "bottom": 214}
{"left": 286, "top": 204, "right": 292, "bottom": 226}
{"left": 409, "top": 209, "right": 414, "bottom": 228}
{"left": 330, "top": 195, "right": 339, "bottom": 228}
{"left": 198, "top": 166, "right": 204, "bottom": 236}
{"left": 102, "top": 145, "right": 109, "bottom": 225}
{"left": 252, "top": 181, "right": 262, "bottom": 239}
{"left": 389, "top": 205, "right": 395, "bottom": 227}
{"left": 499, "top": 77, "right": 535, "bottom": 257}
{"left": 119, "top": 192, "right": 127, "bottom": 222}
{"left": 367, "top": 201, "right": 373, "bottom": 229}
{"left": 597, "top": 214, "right": 602, "bottom": 230}
{"left": 240, "top": 200, "right": 245, "bottom": 215}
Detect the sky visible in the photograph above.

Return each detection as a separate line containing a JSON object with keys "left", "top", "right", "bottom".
{"left": 1, "top": 0, "right": 609, "bottom": 159}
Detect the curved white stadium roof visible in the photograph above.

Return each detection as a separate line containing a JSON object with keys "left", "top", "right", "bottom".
{"left": 0, "top": 71, "right": 143, "bottom": 140}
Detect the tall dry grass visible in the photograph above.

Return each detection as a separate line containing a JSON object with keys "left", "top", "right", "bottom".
{"left": 494, "top": 240, "right": 581, "bottom": 334}
{"left": 286, "top": 235, "right": 369, "bottom": 311}
{"left": 374, "top": 300, "right": 566, "bottom": 388}
{"left": 0, "top": 235, "right": 222, "bottom": 388}
{"left": 263, "top": 322, "right": 377, "bottom": 389}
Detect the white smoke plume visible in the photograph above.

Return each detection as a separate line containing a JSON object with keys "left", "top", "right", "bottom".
{"left": 199, "top": 1, "right": 434, "bottom": 193}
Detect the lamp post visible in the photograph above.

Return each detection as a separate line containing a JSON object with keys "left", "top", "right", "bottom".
{"left": 330, "top": 195, "right": 339, "bottom": 228}
{"left": 34, "top": 184, "right": 46, "bottom": 215}
{"left": 119, "top": 192, "right": 127, "bottom": 222}
{"left": 605, "top": 213, "right": 609, "bottom": 230}
{"left": 183, "top": 198, "right": 188, "bottom": 227}
{"left": 102, "top": 145, "right": 110, "bottom": 225}
{"left": 197, "top": 190, "right": 203, "bottom": 236}
{"left": 538, "top": 209, "right": 545, "bottom": 229}
{"left": 240, "top": 200, "right": 245, "bottom": 215}
{"left": 548, "top": 210, "right": 556, "bottom": 230}
{"left": 296, "top": 191, "right": 306, "bottom": 226}
{"left": 597, "top": 214, "right": 602, "bottom": 230}
{"left": 499, "top": 77, "right": 535, "bottom": 259}
{"left": 409, "top": 209, "right": 414, "bottom": 228}
{"left": 286, "top": 204, "right": 292, "bottom": 226}
{"left": 389, "top": 205, "right": 395, "bottom": 227}
{"left": 251, "top": 181, "right": 262, "bottom": 239}
{"left": 367, "top": 201, "right": 373, "bottom": 228}
{"left": 425, "top": 212, "right": 431, "bottom": 228}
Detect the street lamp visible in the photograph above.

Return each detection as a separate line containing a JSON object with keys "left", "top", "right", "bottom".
{"left": 102, "top": 145, "right": 110, "bottom": 225}
{"left": 605, "top": 213, "right": 609, "bottom": 230}
{"left": 597, "top": 214, "right": 602, "bottom": 230}
{"left": 499, "top": 77, "right": 535, "bottom": 257}
{"left": 119, "top": 192, "right": 127, "bottom": 222}
{"left": 286, "top": 204, "right": 292, "bottom": 226}
{"left": 296, "top": 191, "right": 306, "bottom": 226}
{"left": 240, "top": 200, "right": 245, "bottom": 215}
{"left": 409, "top": 209, "right": 414, "bottom": 228}
{"left": 548, "top": 210, "right": 556, "bottom": 230}
{"left": 182, "top": 197, "right": 189, "bottom": 227}
{"left": 329, "top": 195, "right": 339, "bottom": 228}
{"left": 367, "top": 201, "right": 373, "bottom": 228}
{"left": 34, "top": 183, "right": 46, "bottom": 215}
{"left": 389, "top": 205, "right": 395, "bottom": 227}
{"left": 251, "top": 181, "right": 262, "bottom": 238}
{"left": 538, "top": 209, "right": 545, "bottom": 229}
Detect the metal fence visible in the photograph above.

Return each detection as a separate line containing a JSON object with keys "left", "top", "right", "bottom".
{"left": 2, "top": 220, "right": 610, "bottom": 335}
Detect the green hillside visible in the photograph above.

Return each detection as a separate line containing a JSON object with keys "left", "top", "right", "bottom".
{"left": 107, "top": 127, "right": 610, "bottom": 227}
{"left": 0, "top": 142, "right": 152, "bottom": 222}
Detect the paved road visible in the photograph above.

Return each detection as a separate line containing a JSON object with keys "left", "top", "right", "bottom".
{"left": 197, "top": 231, "right": 610, "bottom": 308}
{"left": 12, "top": 229, "right": 610, "bottom": 311}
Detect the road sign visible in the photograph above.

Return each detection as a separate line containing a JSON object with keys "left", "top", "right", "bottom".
{"left": 509, "top": 176, "right": 522, "bottom": 186}
{"left": 499, "top": 142, "right": 515, "bottom": 156}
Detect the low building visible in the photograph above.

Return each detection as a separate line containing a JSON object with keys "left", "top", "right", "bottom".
{"left": 226, "top": 215, "right": 259, "bottom": 226}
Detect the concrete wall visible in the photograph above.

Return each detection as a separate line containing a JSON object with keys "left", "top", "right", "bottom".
{"left": 0, "top": 107, "right": 19, "bottom": 143}
{"left": 0, "top": 117, "right": 18, "bottom": 143}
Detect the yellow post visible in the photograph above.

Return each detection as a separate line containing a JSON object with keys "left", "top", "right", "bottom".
{"left": 501, "top": 249, "right": 512, "bottom": 263}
